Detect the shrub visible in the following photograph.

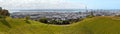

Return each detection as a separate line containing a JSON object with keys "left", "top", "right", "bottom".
{"left": 39, "top": 17, "right": 48, "bottom": 23}
{"left": 25, "top": 16, "right": 30, "bottom": 24}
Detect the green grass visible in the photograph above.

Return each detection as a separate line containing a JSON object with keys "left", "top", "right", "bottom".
{"left": 0, "top": 16, "right": 120, "bottom": 34}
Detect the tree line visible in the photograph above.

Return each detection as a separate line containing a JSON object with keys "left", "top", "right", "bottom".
{"left": 38, "top": 17, "right": 83, "bottom": 25}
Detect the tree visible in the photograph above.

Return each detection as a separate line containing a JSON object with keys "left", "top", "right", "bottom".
{"left": 25, "top": 16, "right": 30, "bottom": 24}
{"left": 0, "top": 8, "right": 10, "bottom": 20}
{"left": 39, "top": 17, "right": 48, "bottom": 23}
{"left": 0, "top": 9, "right": 10, "bottom": 17}
{"left": 25, "top": 16, "right": 30, "bottom": 20}
{"left": 0, "top": 7, "right": 11, "bottom": 28}
{"left": 1, "top": 9, "right": 10, "bottom": 16}
{"left": 49, "top": 19, "right": 58, "bottom": 24}
{"left": 62, "top": 20, "right": 70, "bottom": 24}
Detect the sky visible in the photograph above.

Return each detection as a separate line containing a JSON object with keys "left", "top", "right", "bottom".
{"left": 0, "top": 0, "right": 120, "bottom": 10}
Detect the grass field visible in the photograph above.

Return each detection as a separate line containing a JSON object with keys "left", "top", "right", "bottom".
{"left": 0, "top": 16, "right": 120, "bottom": 34}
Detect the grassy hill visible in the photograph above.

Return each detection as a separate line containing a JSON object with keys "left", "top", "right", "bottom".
{"left": 0, "top": 16, "right": 120, "bottom": 34}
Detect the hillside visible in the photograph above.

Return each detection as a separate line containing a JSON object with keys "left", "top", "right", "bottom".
{"left": 0, "top": 16, "right": 120, "bottom": 34}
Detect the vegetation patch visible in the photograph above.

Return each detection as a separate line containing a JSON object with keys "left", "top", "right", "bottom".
{"left": 38, "top": 17, "right": 83, "bottom": 25}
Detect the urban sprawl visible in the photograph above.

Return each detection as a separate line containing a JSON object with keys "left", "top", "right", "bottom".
{"left": 11, "top": 9, "right": 120, "bottom": 21}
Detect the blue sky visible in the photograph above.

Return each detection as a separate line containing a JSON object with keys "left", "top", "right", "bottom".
{"left": 0, "top": 0, "right": 120, "bottom": 10}
{"left": 71, "top": 0, "right": 120, "bottom": 9}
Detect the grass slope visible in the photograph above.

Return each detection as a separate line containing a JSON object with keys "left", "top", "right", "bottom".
{"left": 0, "top": 16, "right": 120, "bottom": 34}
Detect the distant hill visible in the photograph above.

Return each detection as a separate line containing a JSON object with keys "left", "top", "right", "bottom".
{"left": 0, "top": 16, "right": 120, "bottom": 34}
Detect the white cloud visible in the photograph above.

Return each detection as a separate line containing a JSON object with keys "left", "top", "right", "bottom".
{"left": 0, "top": 0, "right": 85, "bottom": 10}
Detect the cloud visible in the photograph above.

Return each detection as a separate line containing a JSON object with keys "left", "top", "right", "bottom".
{"left": 0, "top": 0, "right": 85, "bottom": 10}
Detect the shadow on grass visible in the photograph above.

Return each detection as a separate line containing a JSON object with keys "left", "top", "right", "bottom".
{"left": 0, "top": 19, "right": 11, "bottom": 28}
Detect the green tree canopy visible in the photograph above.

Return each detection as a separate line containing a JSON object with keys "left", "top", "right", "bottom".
{"left": 0, "top": 7, "right": 10, "bottom": 16}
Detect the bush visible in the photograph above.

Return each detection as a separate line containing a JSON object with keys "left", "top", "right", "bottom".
{"left": 39, "top": 17, "right": 48, "bottom": 23}
{"left": 25, "top": 16, "right": 30, "bottom": 24}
